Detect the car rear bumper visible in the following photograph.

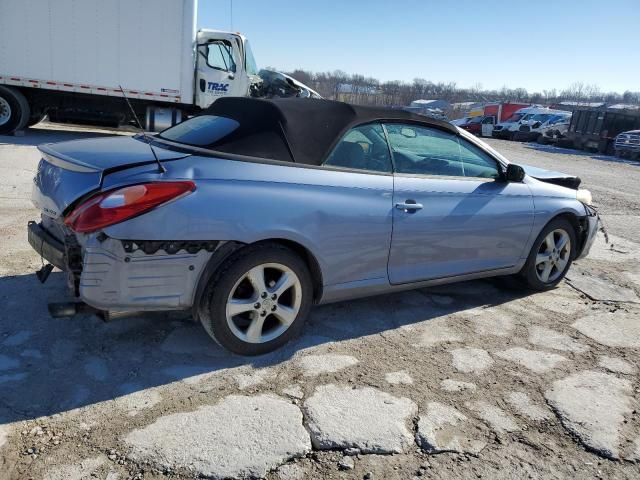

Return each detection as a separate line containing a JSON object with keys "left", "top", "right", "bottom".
{"left": 27, "top": 221, "right": 67, "bottom": 271}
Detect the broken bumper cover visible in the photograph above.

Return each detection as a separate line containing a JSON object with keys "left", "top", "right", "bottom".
{"left": 27, "top": 221, "right": 66, "bottom": 271}
{"left": 78, "top": 237, "right": 213, "bottom": 311}
{"left": 576, "top": 205, "right": 599, "bottom": 259}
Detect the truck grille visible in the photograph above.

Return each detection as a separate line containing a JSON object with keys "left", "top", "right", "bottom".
{"left": 615, "top": 133, "right": 640, "bottom": 150}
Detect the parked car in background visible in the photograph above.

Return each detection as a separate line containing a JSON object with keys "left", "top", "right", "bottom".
{"left": 457, "top": 115, "right": 485, "bottom": 135}
{"left": 28, "top": 97, "right": 598, "bottom": 355}
{"left": 538, "top": 115, "right": 572, "bottom": 145}
{"left": 513, "top": 112, "right": 572, "bottom": 142}
{"left": 614, "top": 130, "right": 640, "bottom": 159}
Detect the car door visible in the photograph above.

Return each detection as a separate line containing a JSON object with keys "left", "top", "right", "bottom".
{"left": 385, "top": 123, "right": 534, "bottom": 284}
{"left": 481, "top": 116, "right": 495, "bottom": 137}
{"left": 195, "top": 33, "right": 247, "bottom": 109}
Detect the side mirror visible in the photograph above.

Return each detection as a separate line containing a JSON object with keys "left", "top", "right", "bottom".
{"left": 505, "top": 164, "right": 525, "bottom": 182}
{"left": 532, "top": 121, "right": 542, "bottom": 129}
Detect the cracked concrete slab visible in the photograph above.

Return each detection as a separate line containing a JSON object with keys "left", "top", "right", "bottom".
{"left": 598, "top": 356, "right": 637, "bottom": 375}
{"left": 466, "top": 310, "right": 516, "bottom": 337}
{"left": 451, "top": 347, "right": 493, "bottom": 374}
{"left": 528, "top": 326, "right": 588, "bottom": 353}
{"left": 416, "top": 319, "right": 462, "bottom": 347}
{"left": 304, "top": 384, "right": 417, "bottom": 454}
{"left": 466, "top": 401, "right": 520, "bottom": 433}
{"left": 297, "top": 354, "right": 359, "bottom": 376}
{"left": 567, "top": 273, "right": 639, "bottom": 303}
{"left": 545, "top": 371, "right": 633, "bottom": 459}
{"left": 495, "top": 347, "right": 568, "bottom": 373}
{"left": 125, "top": 394, "right": 311, "bottom": 479}
{"left": 416, "top": 402, "right": 486, "bottom": 454}
{"left": 505, "top": 392, "right": 553, "bottom": 421}
{"left": 385, "top": 370, "right": 413, "bottom": 385}
{"left": 573, "top": 313, "right": 640, "bottom": 348}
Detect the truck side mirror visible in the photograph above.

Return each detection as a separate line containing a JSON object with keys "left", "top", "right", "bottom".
{"left": 506, "top": 164, "right": 525, "bottom": 182}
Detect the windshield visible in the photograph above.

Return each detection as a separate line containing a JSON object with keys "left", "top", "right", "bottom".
{"left": 530, "top": 113, "right": 553, "bottom": 122}
{"left": 468, "top": 116, "right": 483, "bottom": 124}
{"left": 159, "top": 115, "right": 240, "bottom": 147}
{"left": 504, "top": 113, "right": 524, "bottom": 123}
{"left": 244, "top": 40, "right": 259, "bottom": 76}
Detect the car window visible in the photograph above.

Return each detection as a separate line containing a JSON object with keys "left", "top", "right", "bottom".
{"left": 159, "top": 115, "right": 240, "bottom": 146}
{"left": 384, "top": 124, "right": 500, "bottom": 179}
{"left": 207, "top": 41, "right": 236, "bottom": 72}
{"left": 324, "top": 123, "right": 392, "bottom": 173}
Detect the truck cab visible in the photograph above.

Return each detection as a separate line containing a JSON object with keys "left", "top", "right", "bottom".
{"left": 195, "top": 31, "right": 261, "bottom": 109}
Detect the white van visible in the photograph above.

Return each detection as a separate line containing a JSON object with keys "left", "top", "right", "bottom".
{"left": 491, "top": 107, "right": 552, "bottom": 140}
{"left": 514, "top": 112, "right": 572, "bottom": 142}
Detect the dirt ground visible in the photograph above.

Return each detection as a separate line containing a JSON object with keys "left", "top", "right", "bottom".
{"left": 0, "top": 124, "right": 639, "bottom": 480}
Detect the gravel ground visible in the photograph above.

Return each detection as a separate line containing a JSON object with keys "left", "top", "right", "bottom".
{"left": 0, "top": 125, "right": 639, "bottom": 480}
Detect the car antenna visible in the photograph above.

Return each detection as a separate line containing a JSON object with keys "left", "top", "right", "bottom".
{"left": 118, "top": 85, "right": 166, "bottom": 174}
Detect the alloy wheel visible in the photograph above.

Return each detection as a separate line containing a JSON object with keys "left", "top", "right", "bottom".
{"left": 535, "top": 229, "right": 571, "bottom": 283}
{"left": 225, "top": 262, "right": 302, "bottom": 344}
{"left": 0, "top": 97, "right": 11, "bottom": 127}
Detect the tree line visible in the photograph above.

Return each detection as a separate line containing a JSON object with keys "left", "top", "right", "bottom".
{"left": 285, "top": 69, "right": 640, "bottom": 110}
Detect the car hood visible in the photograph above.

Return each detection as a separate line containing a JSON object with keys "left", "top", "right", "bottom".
{"left": 521, "top": 164, "right": 581, "bottom": 189}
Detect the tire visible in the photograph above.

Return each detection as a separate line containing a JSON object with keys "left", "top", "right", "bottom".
{"left": 0, "top": 85, "right": 30, "bottom": 134}
{"left": 519, "top": 218, "right": 576, "bottom": 291}
{"left": 200, "top": 243, "right": 313, "bottom": 355}
{"left": 536, "top": 134, "right": 548, "bottom": 145}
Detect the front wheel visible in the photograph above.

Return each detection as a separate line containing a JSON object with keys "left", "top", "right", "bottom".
{"left": 200, "top": 244, "right": 313, "bottom": 355}
{"left": 519, "top": 218, "right": 576, "bottom": 290}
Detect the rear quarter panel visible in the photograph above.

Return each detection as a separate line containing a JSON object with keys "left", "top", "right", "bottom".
{"left": 102, "top": 156, "right": 394, "bottom": 287}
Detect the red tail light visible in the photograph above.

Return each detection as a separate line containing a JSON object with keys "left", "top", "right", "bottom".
{"left": 64, "top": 181, "right": 196, "bottom": 233}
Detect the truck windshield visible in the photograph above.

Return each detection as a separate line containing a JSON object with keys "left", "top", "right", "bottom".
{"left": 244, "top": 40, "right": 259, "bottom": 76}
{"left": 504, "top": 113, "right": 524, "bottom": 123}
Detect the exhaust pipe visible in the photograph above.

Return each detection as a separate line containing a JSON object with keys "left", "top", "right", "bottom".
{"left": 48, "top": 302, "right": 135, "bottom": 323}
{"left": 47, "top": 302, "right": 102, "bottom": 318}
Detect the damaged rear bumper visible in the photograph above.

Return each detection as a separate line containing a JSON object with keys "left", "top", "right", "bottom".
{"left": 27, "top": 221, "right": 66, "bottom": 271}
{"left": 576, "top": 205, "right": 599, "bottom": 260}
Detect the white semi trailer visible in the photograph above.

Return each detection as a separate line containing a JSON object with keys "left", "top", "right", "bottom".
{"left": 0, "top": 0, "right": 319, "bottom": 134}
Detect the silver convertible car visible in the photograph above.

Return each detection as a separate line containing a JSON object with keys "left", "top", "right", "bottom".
{"left": 28, "top": 98, "right": 599, "bottom": 355}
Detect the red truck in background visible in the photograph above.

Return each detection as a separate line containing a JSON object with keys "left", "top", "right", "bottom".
{"left": 458, "top": 102, "right": 530, "bottom": 137}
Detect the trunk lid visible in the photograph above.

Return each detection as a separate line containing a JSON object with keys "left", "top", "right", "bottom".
{"left": 32, "top": 136, "right": 190, "bottom": 219}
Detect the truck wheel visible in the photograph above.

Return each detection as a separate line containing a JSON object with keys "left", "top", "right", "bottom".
{"left": 0, "top": 86, "right": 30, "bottom": 134}
{"left": 518, "top": 218, "right": 576, "bottom": 291}
{"left": 200, "top": 243, "right": 313, "bottom": 355}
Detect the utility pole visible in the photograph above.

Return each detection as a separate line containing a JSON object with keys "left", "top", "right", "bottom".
{"left": 230, "top": 0, "right": 233, "bottom": 30}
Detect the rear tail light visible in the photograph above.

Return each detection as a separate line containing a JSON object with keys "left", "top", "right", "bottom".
{"left": 64, "top": 181, "right": 196, "bottom": 233}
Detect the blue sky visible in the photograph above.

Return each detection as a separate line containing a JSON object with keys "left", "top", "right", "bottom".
{"left": 198, "top": 0, "right": 640, "bottom": 93}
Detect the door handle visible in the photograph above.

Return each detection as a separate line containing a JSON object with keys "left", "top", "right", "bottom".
{"left": 395, "top": 201, "right": 423, "bottom": 211}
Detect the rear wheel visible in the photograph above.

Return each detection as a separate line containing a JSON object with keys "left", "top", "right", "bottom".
{"left": 519, "top": 218, "right": 576, "bottom": 290}
{"left": 0, "top": 86, "right": 30, "bottom": 134}
{"left": 200, "top": 244, "right": 313, "bottom": 355}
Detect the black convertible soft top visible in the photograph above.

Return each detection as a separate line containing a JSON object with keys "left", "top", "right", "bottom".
{"left": 200, "top": 97, "right": 458, "bottom": 166}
